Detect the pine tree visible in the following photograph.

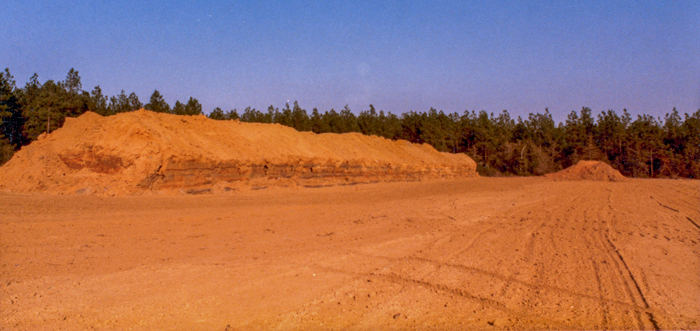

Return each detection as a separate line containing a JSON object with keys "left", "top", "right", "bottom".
{"left": 310, "top": 108, "right": 329, "bottom": 133}
{"left": 128, "top": 92, "right": 142, "bottom": 110}
{"left": 378, "top": 110, "right": 400, "bottom": 140}
{"left": 21, "top": 79, "right": 62, "bottom": 139}
{"left": 629, "top": 115, "right": 662, "bottom": 177}
{"left": 0, "top": 68, "right": 26, "bottom": 148}
{"left": 276, "top": 103, "right": 293, "bottom": 126}
{"left": 290, "top": 101, "right": 310, "bottom": 131}
{"left": 264, "top": 105, "right": 277, "bottom": 123}
{"left": 64, "top": 68, "right": 82, "bottom": 94}
{"left": 171, "top": 100, "right": 185, "bottom": 115}
{"left": 184, "top": 97, "right": 202, "bottom": 115}
{"left": 145, "top": 90, "right": 170, "bottom": 113}
{"left": 226, "top": 109, "right": 239, "bottom": 120}
{"left": 358, "top": 104, "right": 380, "bottom": 136}
{"left": 88, "top": 85, "right": 109, "bottom": 115}
{"left": 208, "top": 107, "right": 225, "bottom": 120}
{"left": 108, "top": 90, "right": 130, "bottom": 114}
{"left": 339, "top": 105, "right": 359, "bottom": 133}
{"left": 681, "top": 110, "right": 700, "bottom": 178}
{"left": 324, "top": 109, "right": 342, "bottom": 133}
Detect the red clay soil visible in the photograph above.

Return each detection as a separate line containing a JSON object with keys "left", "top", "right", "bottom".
{"left": 545, "top": 160, "right": 627, "bottom": 181}
{"left": 0, "top": 110, "right": 476, "bottom": 195}
{"left": 1, "top": 177, "right": 698, "bottom": 330}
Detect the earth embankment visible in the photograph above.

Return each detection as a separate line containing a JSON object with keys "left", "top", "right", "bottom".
{"left": 0, "top": 110, "right": 477, "bottom": 195}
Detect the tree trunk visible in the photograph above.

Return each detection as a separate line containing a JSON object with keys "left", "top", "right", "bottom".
{"left": 649, "top": 148, "right": 653, "bottom": 177}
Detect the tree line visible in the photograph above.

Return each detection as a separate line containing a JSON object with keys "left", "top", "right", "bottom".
{"left": 1, "top": 68, "right": 698, "bottom": 178}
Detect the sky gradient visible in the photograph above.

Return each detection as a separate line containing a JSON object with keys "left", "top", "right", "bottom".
{"left": 3, "top": 0, "right": 699, "bottom": 122}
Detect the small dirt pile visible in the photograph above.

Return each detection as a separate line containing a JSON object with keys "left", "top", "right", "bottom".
{"left": 0, "top": 110, "right": 477, "bottom": 195}
{"left": 545, "top": 160, "right": 626, "bottom": 181}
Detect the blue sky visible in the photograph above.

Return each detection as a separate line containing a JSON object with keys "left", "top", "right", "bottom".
{"left": 2, "top": 0, "right": 699, "bottom": 122}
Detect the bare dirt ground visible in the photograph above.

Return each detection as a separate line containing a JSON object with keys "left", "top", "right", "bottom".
{"left": 1, "top": 177, "right": 698, "bottom": 330}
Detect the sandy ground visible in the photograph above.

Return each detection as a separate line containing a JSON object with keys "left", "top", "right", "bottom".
{"left": 1, "top": 177, "right": 698, "bottom": 330}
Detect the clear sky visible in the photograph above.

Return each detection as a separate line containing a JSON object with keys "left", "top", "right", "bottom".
{"left": 2, "top": 0, "right": 699, "bottom": 122}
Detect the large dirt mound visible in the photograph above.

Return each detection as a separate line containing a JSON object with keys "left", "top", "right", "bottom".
{"left": 545, "top": 160, "right": 626, "bottom": 181}
{"left": 0, "top": 110, "right": 477, "bottom": 195}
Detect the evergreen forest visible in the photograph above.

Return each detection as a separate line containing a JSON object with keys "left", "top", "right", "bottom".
{"left": 2, "top": 68, "right": 698, "bottom": 178}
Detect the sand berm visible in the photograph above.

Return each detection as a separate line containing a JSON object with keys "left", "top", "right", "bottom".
{"left": 0, "top": 110, "right": 478, "bottom": 195}
{"left": 545, "top": 160, "right": 627, "bottom": 181}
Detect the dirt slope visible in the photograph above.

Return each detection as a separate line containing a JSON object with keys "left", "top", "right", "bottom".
{"left": 546, "top": 160, "right": 627, "bottom": 181}
{"left": 0, "top": 110, "right": 476, "bottom": 195}
{"left": 1, "top": 177, "right": 698, "bottom": 330}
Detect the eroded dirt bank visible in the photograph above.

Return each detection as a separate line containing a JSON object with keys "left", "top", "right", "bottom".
{"left": 1, "top": 177, "right": 698, "bottom": 330}
{"left": 0, "top": 110, "right": 476, "bottom": 195}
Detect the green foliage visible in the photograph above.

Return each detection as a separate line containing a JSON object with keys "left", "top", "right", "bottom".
{"left": 208, "top": 107, "right": 224, "bottom": 120}
{"left": 240, "top": 106, "right": 269, "bottom": 123}
{"left": 208, "top": 107, "right": 239, "bottom": 120}
{"left": 0, "top": 68, "right": 26, "bottom": 147}
{"left": 171, "top": 97, "right": 202, "bottom": 116}
{"left": 88, "top": 85, "right": 108, "bottom": 115}
{"left": 357, "top": 105, "right": 380, "bottom": 136}
{"left": 106, "top": 90, "right": 142, "bottom": 115}
{"left": 20, "top": 69, "right": 89, "bottom": 140}
{"left": 310, "top": 108, "right": 330, "bottom": 133}
{"left": 0, "top": 137, "right": 14, "bottom": 165}
{"left": 145, "top": 90, "right": 170, "bottom": 113}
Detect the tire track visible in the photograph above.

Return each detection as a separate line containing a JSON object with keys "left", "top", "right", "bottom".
{"left": 567, "top": 194, "right": 613, "bottom": 330}
{"left": 591, "top": 260, "right": 610, "bottom": 329}
{"left": 543, "top": 184, "right": 658, "bottom": 329}
{"left": 338, "top": 251, "right": 677, "bottom": 321}
{"left": 599, "top": 188, "right": 661, "bottom": 330}
{"left": 603, "top": 235, "right": 660, "bottom": 330}
{"left": 298, "top": 180, "right": 692, "bottom": 329}
{"left": 308, "top": 262, "right": 574, "bottom": 330}
{"left": 594, "top": 191, "right": 647, "bottom": 329}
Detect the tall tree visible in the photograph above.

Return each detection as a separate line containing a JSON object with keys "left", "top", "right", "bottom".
{"left": 323, "top": 109, "right": 343, "bottom": 133}
{"left": 64, "top": 68, "right": 82, "bottom": 94}
{"left": 88, "top": 85, "right": 108, "bottom": 115}
{"left": 145, "top": 90, "right": 170, "bottom": 113}
{"left": 226, "top": 109, "right": 240, "bottom": 120}
{"left": 681, "top": 110, "right": 700, "bottom": 178}
{"left": 596, "top": 109, "right": 627, "bottom": 169}
{"left": 358, "top": 104, "right": 380, "bottom": 136}
{"left": 128, "top": 92, "right": 142, "bottom": 110}
{"left": 108, "top": 90, "right": 129, "bottom": 115}
{"left": 290, "top": 101, "right": 310, "bottom": 131}
{"left": 183, "top": 97, "right": 202, "bottom": 115}
{"left": 310, "top": 108, "right": 329, "bottom": 133}
{"left": 171, "top": 100, "right": 185, "bottom": 115}
{"left": 20, "top": 69, "right": 89, "bottom": 140}
{"left": 0, "top": 68, "right": 26, "bottom": 148}
{"left": 275, "top": 103, "right": 293, "bottom": 126}
{"left": 339, "top": 105, "right": 359, "bottom": 133}
{"left": 659, "top": 108, "right": 684, "bottom": 176}
{"left": 378, "top": 110, "right": 400, "bottom": 140}
{"left": 629, "top": 114, "right": 662, "bottom": 177}
{"left": 208, "top": 107, "right": 225, "bottom": 120}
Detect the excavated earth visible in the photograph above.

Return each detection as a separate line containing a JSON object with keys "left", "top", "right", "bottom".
{"left": 1, "top": 177, "right": 698, "bottom": 330}
{"left": 546, "top": 160, "right": 627, "bottom": 182}
{"left": 0, "top": 110, "right": 476, "bottom": 195}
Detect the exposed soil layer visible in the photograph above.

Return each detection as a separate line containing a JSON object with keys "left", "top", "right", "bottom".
{"left": 0, "top": 110, "right": 476, "bottom": 195}
{"left": 1, "top": 177, "right": 698, "bottom": 330}
{"left": 546, "top": 160, "right": 627, "bottom": 181}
